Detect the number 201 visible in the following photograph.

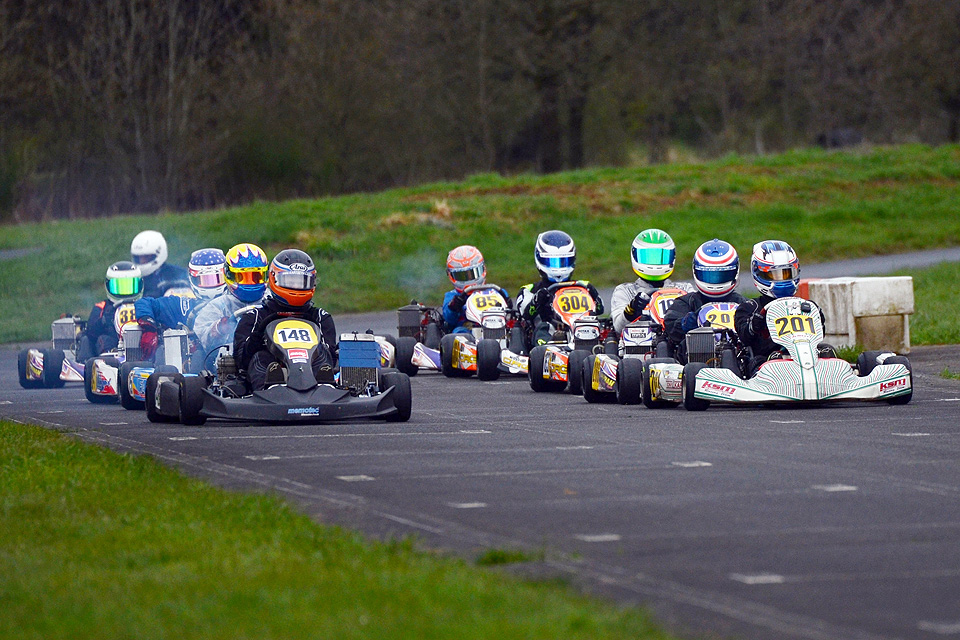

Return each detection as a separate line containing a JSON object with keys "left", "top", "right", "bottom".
{"left": 774, "top": 315, "right": 815, "bottom": 336}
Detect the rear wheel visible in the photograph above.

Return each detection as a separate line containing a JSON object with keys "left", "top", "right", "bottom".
{"left": 856, "top": 350, "right": 886, "bottom": 377}
{"left": 477, "top": 339, "right": 501, "bottom": 381}
{"left": 440, "top": 334, "right": 470, "bottom": 378}
{"left": 41, "top": 349, "right": 66, "bottom": 388}
{"left": 528, "top": 345, "right": 565, "bottom": 392}
{"left": 617, "top": 357, "right": 642, "bottom": 405}
{"left": 508, "top": 326, "right": 526, "bottom": 355}
{"left": 682, "top": 362, "right": 710, "bottom": 411}
{"left": 567, "top": 349, "right": 590, "bottom": 395}
{"left": 145, "top": 371, "right": 178, "bottom": 423}
{"left": 395, "top": 336, "right": 419, "bottom": 377}
{"left": 84, "top": 357, "right": 119, "bottom": 404}
{"left": 382, "top": 371, "right": 412, "bottom": 422}
{"left": 178, "top": 375, "right": 208, "bottom": 425}
{"left": 118, "top": 360, "right": 151, "bottom": 410}
{"left": 883, "top": 356, "right": 913, "bottom": 405}
{"left": 424, "top": 322, "right": 442, "bottom": 350}
{"left": 17, "top": 349, "right": 44, "bottom": 389}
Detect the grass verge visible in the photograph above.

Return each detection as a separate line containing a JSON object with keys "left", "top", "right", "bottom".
{"left": 2, "top": 144, "right": 960, "bottom": 343}
{"left": 0, "top": 420, "right": 672, "bottom": 640}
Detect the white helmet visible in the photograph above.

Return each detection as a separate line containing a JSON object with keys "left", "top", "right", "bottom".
{"left": 130, "top": 230, "right": 168, "bottom": 277}
{"left": 535, "top": 230, "right": 576, "bottom": 283}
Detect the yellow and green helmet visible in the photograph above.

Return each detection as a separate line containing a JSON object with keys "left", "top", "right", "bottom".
{"left": 631, "top": 228, "right": 676, "bottom": 282}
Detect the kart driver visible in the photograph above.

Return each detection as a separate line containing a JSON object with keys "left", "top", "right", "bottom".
{"left": 131, "top": 230, "right": 189, "bottom": 298}
{"left": 441, "top": 245, "right": 511, "bottom": 333}
{"left": 77, "top": 261, "right": 144, "bottom": 361}
{"left": 663, "top": 238, "right": 746, "bottom": 363}
{"left": 134, "top": 248, "right": 227, "bottom": 362}
{"left": 610, "top": 228, "right": 694, "bottom": 334}
{"left": 193, "top": 243, "right": 269, "bottom": 362}
{"left": 734, "top": 240, "right": 829, "bottom": 376}
{"left": 516, "top": 230, "right": 604, "bottom": 347}
{"left": 234, "top": 249, "right": 337, "bottom": 391}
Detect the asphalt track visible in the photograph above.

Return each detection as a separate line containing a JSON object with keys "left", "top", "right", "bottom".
{"left": 4, "top": 324, "right": 960, "bottom": 640}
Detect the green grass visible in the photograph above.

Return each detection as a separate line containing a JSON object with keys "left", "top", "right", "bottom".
{"left": 894, "top": 262, "right": 960, "bottom": 345}
{"left": 941, "top": 368, "right": 960, "bottom": 380}
{"left": 0, "top": 420, "right": 672, "bottom": 640}
{"left": 3, "top": 143, "right": 960, "bottom": 343}
{"left": 476, "top": 547, "right": 547, "bottom": 566}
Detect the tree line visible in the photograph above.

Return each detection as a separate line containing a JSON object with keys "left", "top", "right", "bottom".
{"left": 2, "top": 0, "right": 958, "bottom": 221}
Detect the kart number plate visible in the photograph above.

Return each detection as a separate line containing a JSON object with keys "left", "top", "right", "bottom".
{"left": 698, "top": 302, "right": 738, "bottom": 330}
{"left": 773, "top": 314, "right": 816, "bottom": 337}
{"left": 553, "top": 287, "right": 594, "bottom": 315}
{"left": 273, "top": 321, "right": 319, "bottom": 348}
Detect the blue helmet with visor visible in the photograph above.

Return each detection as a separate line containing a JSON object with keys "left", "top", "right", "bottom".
{"left": 535, "top": 230, "right": 576, "bottom": 283}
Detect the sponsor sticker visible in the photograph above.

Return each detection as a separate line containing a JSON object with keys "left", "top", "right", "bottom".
{"left": 880, "top": 378, "right": 908, "bottom": 393}
{"left": 702, "top": 381, "right": 736, "bottom": 396}
{"left": 287, "top": 407, "right": 320, "bottom": 416}
{"left": 288, "top": 348, "right": 309, "bottom": 363}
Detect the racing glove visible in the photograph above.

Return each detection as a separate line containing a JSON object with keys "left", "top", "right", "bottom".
{"left": 625, "top": 290, "right": 651, "bottom": 318}
{"left": 138, "top": 317, "right": 159, "bottom": 359}
{"left": 680, "top": 311, "right": 698, "bottom": 332}
{"left": 533, "top": 288, "right": 551, "bottom": 315}
{"left": 749, "top": 312, "right": 766, "bottom": 335}
{"left": 210, "top": 316, "right": 231, "bottom": 340}
{"left": 448, "top": 292, "right": 467, "bottom": 313}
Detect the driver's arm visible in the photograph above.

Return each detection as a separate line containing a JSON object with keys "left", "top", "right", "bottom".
{"left": 233, "top": 308, "right": 260, "bottom": 373}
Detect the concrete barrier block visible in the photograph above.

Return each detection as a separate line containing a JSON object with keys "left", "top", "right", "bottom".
{"left": 806, "top": 276, "right": 913, "bottom": 353}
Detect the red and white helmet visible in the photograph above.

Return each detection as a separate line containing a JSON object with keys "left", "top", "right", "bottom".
{"left": 446, "top": 245, "right": 486, "bottom": 292}
{"left": 692, "top": 239, "right": 739, "bottom": 298}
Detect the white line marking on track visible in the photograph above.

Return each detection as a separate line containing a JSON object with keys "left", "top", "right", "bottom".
{"left": 730, "top": 573, "right": 785, "bottom": 585}
{"left": 918, "top": 620, "right": 960, "bottom": 634}
{"left": 38, "top": 410, "right": 65, "bottom": 414}
{"left": 0, "top": 400, "right": 11, "bottom": 405}
{"left": 246, "top": 455, "right": 281, "bottom": 460}
{"left": 556, "top": 445, "right": 594, "bottom": 450}
{"left": 770, "top": 420, "right": 804, "bottom": 424}
{"left": 812, "top": 484, "right": 858, "bottom": 492}
{"left": 936, "top": 398, "right": 960, "bottom": 402}
{"left": 168, "top": 436, "right": 198, "bottom": 441}
{"left": 672, "top": 461, "right": 713, "bottom": 468}
{"left": 447, "top": 502, "right": 487, "bottom": 509}
{"left": 380, "top": 513, "right": 444, "bottom": 534}
{"left": 575, "top": 534, "right": 621, "bottom": 542}
{"left": 99, "top": 422, "right": 127, "bottom": 426}
{"left": 336, "top": 475, "right": 375, "bottom": 482}
{"left": 892, "top": 432, "right": 932, "bottom": 437}
{"left": 460, "top": 429, "right": 491, "bottom": 434}
{"left": 176, "top": 431, "right": 469, "bottom": 440}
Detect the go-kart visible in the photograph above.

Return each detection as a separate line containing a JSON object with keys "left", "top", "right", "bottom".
{"left": 18, "top": 316, "right": 88, "bottom": 389}
{"left": 145, "top": 320, "right": 412, "bottom": 425}
{"left": 579, "top": 287, "right": 686, "bottom": 403}
{"left": 527, "top": 281, "right": 612, "bottom": 394}
{"left": 616, "top": 300, "right": 742, "bottom": 408}
{"left": 394, "top": 299, "right": 445, "bottom": 375}
{"left": 681, "top": 297, "right": 912, "bottom": 410}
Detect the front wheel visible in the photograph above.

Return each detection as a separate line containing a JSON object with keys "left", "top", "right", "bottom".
{"left": 641, "top": 358, "right": 679, "bottom": 409}
{"left": 178, "top": 375, "right": 208, "bottom": 425}
{"left": 145, "top": 371, "right": 178, "bottom": 423}
{"left": 856, "top": 350, "right": 886, "bottom": 377}
{"left": 119, "top": 360, "right": 150, "bottom": 410}
{"left": 567, "top": 349, "right": 590, "bottom": 395}
{"left": 382, "top": 371, "right": 412, "bottom": 422}
{"left": 477, "top": 339, "right": 501, "bottom": 381}
{"left": 884, "top": 356, "right": 913, "bottom": 405}
{"left": 617, "top": 357, "right": 642, "bottom": 405}
{"left": 42, "top": 349, "right": 66, "bottom": 388}
{"left": 682, "top": 362, "right": 710, "bottom": 411}
{"left": 528, "top": 345, "right": 565, "bottom": 392}
{"left": 395, "top": 336, "right": 419, "bottom": 377}
{"left": 84, "top": 356, "right": 119, "bottom": 404}
{"left": 582, "top": 355, "right": 612, "bottom": 403}
{"left": 17, "top": 349, "right": 44, "bottom": 389}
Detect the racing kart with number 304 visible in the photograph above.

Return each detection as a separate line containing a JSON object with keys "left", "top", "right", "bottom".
{"left": 146, "top": 319, "right": 412, "bottom": 425}
{"left": 681, "top": 297, "right": 912, "bottom": 410}
{"left": 528, "top": 281, "right": 611, "bottom": 394}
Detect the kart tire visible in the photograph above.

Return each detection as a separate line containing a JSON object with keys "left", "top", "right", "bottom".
{"left": 84, "top": 356, "right": 119, "bottom": 404}
{"left": 582, "top": 355, "right": 613, "bottom": 403}
{"left": 118, "top": 360, "right": 151, "bottom": 410}
{"left": 425, "top": 322, "right": 442, "bottom": 350}
{"left": 440, "top": 334, "right": 470, "bottom": 378}
{"left": 382, "top": 371, "right": 412, "bottom": 422}
{"left": 17, "top": 349, "right": 44, "bottom": 389}
{"left": 41, "top": 349, "right": 66, "bottom": 388}
{"left": 178, "top": 375, "right": 208, "bottom": 426}
{"left": 682, "top": 362, "right": 710, "bottom": 411}
{"left": 884, "top": 356, "right": 913, "bottom": 405}
{"left": 617, "top": 357, "right": 643, "bottom": 405}
{"left": 567, "top": 349, "right": 590, "bottom": 395}
{"left": 508, "top": 326, "right": 526, "bottom": 355}
{"left": 382, "top": 334, "right": 397, "bottom": 348}
{"left": 720, "top": 348, "right": 742, "bottom": 378}
{"left": 603, "top": 338, "right": 618, "bottom": 357}
{"left": 528, "top": 345, "right": 566, "bottom": 393}
{"left": 145, "top": 371, "right": 178, "bottom": 423}
{"left": 641, "top": 358, "right": 678, "bottom": 408}
{"left": 655, "top": 341, "right": 672, "bottom": 359}
{"left": 395, "top": 336, "right": 419, "bottom": 377}
{"left": 477, "top": 339, "right": 502, "bottom": 381}
{"left": 857, "top": 350, "right": 886, "bottom": 377}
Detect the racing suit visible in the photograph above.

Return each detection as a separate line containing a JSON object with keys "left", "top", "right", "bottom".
{"left": 234, "top": 296, "right": 338, "bottom": 391}
{"left": 663, "top": 289, "right": 746, "bottom": 362}
{"left": 193, "top": 292, "right": 263, "bottom": 366}
{"left": 516, "top": 278, "right": 604, "bottom": 348}
{"left": 441, "top": 286, "right": 511, "bottom": 334}
{"left": 134, "top": 294, "right": 207, "bottom": 365}
{"left": 142, "top": 263, "right": 189, "bottom": 298}
{"left": 77, "top": 300, "right": 134, "bottom": 361}
{"left": 610, "top": 277, "right": 694, "bottom": 334}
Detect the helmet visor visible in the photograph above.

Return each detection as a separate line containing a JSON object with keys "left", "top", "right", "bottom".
{"left": 107, "top": 276, "right": 143, "bottom": 297}
{"left": 760, "top": 265, "right": 798, "bottom": 282}
{"left": 191, "top": 271, "right": 226, "bottom": 288}
{"left": 450, "top": 265, "right": 484, "bottom": 283}
{"left": 228, "top": 268, "right": 266, "bottom": 285}
{"left": 695, "top": 265, "right": 738, "bottom": 284}
{"left": 540, "top": 255, "right": 575, "bottom": 270}
{"left": 633, "top": 247, "right": 675, "bottom": 267}
{"left": 132, "top": 253, "right": 158, "bottom": 266}
{"left": 274, "top": 270, "right": 316, "bottom": 291}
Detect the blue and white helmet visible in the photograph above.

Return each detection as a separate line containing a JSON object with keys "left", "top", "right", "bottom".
{"left": 751, "top": 240, "right": 799, "bottom": 298}
{"left": 692, "top": 239, "right": 739, "bottom": 298}
{"left": 188, "top": 248, "right": 227, "bottom": 300}
{"left": 535, "top": 230, "right": 576, "bottom": 283}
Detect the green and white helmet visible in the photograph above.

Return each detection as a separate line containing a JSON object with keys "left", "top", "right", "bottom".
{"left": 631, "top": 228, "right": 676, "bottom": 282}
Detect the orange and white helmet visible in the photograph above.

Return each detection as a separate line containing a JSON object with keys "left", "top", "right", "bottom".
{"left": 446, "top": 245, "right": 486, "bottom": 292}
